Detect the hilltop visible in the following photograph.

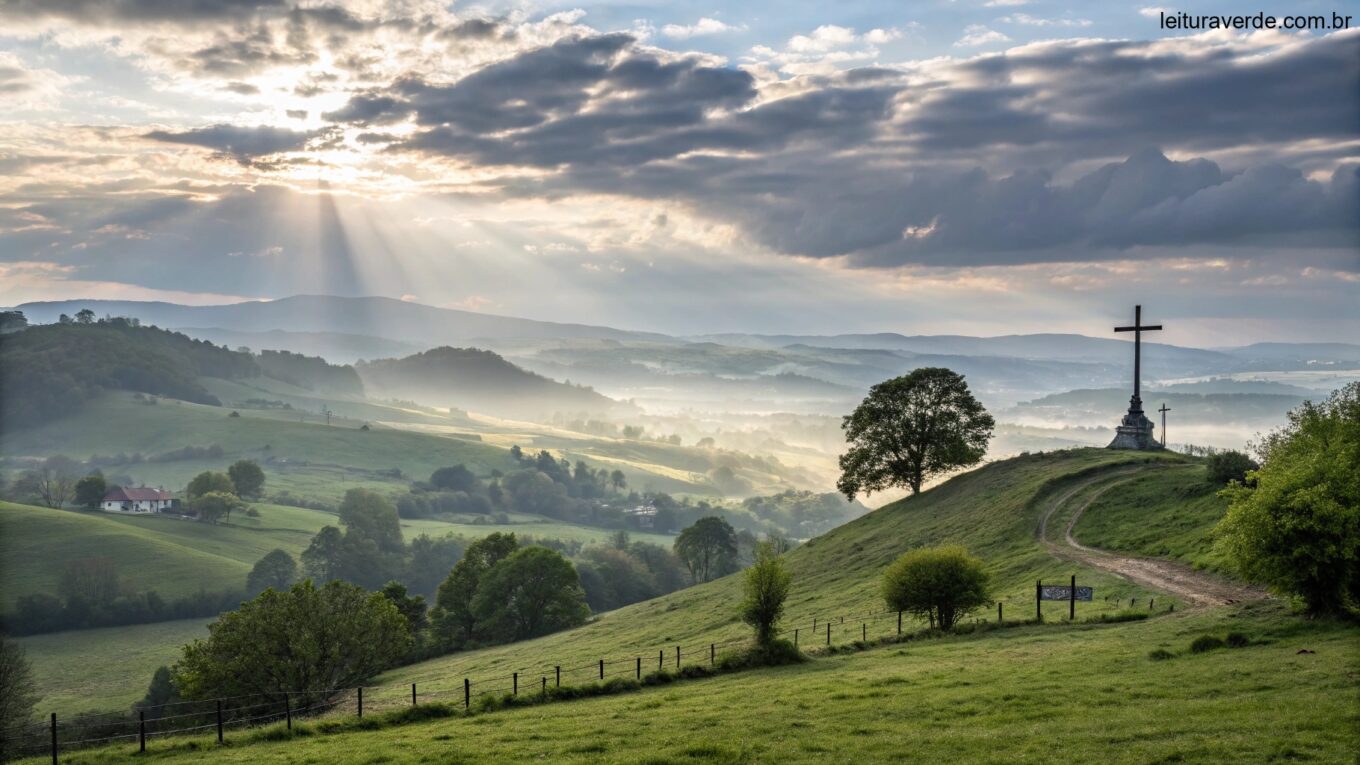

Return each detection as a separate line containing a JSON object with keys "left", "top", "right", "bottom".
{"left": 357, "top": 347, "right": 624, "bottom": 420}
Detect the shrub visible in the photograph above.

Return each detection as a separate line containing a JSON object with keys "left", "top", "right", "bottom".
{"left": 1215, "top": 383, "right": 1359, "bottom": 615}
{"left": 1206, "top": 450, "right": 1259, "bottom": 486}
{"left": 1148, "top": 649, "right": 1175, "bottom": 661}
{"left": 1225, "top": 632, "right": 1251, "bottom": 648}
{"left": 1189, "top": 635, "right": 1226, "bottom": 653}
{"left": 881, "top": 545, "right": 990, "bottom": 630}
{"left": 741, "top": 543, "right": 792, "bottom": 646}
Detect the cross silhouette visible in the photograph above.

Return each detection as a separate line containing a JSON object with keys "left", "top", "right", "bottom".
{"left": 1114, "top": 305, "right": 1162, "bottom": 413}
{"left": 1158, "top": 403, "right": 1171, "bottom": 446}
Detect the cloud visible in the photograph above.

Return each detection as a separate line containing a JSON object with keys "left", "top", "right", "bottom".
{"left": 661, "top": 17, "right": 745, "bottom": 39}
{"left": 144, "top": 123, "right": 324, "bottom": 164}
{"left": 955, "top": 24, "right": 1011, "bottom": 47}
{"left": 998, "top": 13, "right": 1092, "bottom": 28}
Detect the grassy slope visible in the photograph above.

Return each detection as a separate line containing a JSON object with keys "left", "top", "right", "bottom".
{"left": 0, "top": 500, "right": 673, "bottom": 610}
{"left": 1070, "top": 464, "right": 1232, "bottom": 573}
{"left": 28, "top": 603, "right": 1358, "bottom": 765}
{"left": 361, "top": 448, "right": 1191, "bottom": 706}
{"left": 16, "top": 619, "right": 212, "bottom": 714}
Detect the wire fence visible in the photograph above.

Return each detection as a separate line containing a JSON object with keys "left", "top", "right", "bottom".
{"left": 4, "top": 596, "right": 1168, "bottom": 763}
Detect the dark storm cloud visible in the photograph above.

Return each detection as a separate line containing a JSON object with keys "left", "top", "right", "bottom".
{"left": 326, "top": 30, "right": 1357, "bottom": 266}
{"left": 144, "top": 124, "right": 323, "bottom": 164}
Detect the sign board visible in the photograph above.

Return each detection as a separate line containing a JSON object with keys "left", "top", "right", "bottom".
{"left": 1039, "top": 585, "right": 1093, "bottom": 601}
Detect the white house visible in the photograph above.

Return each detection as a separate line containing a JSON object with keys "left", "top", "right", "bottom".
{"left": 101, "top": 487, "right": 175, "bottom": 514}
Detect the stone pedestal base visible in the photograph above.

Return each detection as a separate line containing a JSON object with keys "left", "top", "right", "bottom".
{"left": 1107, "top": 409, "right": 1163, "bottom": 450}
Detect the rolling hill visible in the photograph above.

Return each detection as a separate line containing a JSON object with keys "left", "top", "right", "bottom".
{"left": 15, "top": 446, "right": 1357, "bottom": 765}
{"left": 356, "top": 347, "right": 625, "bottom": 419}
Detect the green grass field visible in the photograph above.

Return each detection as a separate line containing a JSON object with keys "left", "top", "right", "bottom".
{"left": 1070, "top": 463, "right": 1232, "bottom": 573}
{"left": 15, "top": 619, "right": 212, "bottom": 714}
{"left": 21, "top": 602, "right": 1357, "bottom": 765}
{"left": 0, "top": 500, "right": 673, "bottom": 612}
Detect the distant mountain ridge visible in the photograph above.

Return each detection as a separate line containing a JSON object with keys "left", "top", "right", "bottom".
{"left": 357, "top": 347, "right": 624, "bottom": 420}
{"left": 13, "top": 295, "right": 677, "bottom": 348}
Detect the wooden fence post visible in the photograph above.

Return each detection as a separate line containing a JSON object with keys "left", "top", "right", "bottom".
{"left": 1149, "top": 598, "right": 1154, "bottom": 611}
{"left": 675, "top": 645, "right": 681, "bottom": 668}
{"left": 1035, "top": 579, "right": 1042, "bottom": 621}
{"left": 50, "top": 712, "right": 57, "bottom": 765}
{"left": 897, "top": 611, "right": 902, "bottom": 635}
{"left": 216, "top": 700, "right": 223, "bottom": 744}
{"left": 412, "top": 683, "right": 417, "bottom": 706}
{"left": 514, "top": 672, "right": 519, "bottom": 695}
{"left": 464, "top": 678, "right": 470, "bottom": 709}
{"left": 998, "top": 602, "right": 1003, "bottom": 623}
{"left": 794, "top": 628, "right": 799, "bottom": 647}
{"left": 658, "top": 649, "right": 663, "bottom": 671}
{"left": 139, "top": 709, "right": 146, "bottom": 753}
{"left": 542, "top": 677, "right": 547, "bottom": 695}
{"left": 1069, "top": 575, "right": 1076, "bottom": 621}
{"left": 826, "top": 622, "right": 831, "bottom": 645}
{"left": 710, "top": 643, "right": 715, "bottom": 665}
{"left": 285, "top": 695, "right": 292, "bottom": 730}
{"left": 357, "top": 687, "right": 363, "bottom": 719}
{"left": 636, "top": 657, "right": 641, "bottom": 679}
{"left": 862, "top": 623, "right": 866, "bottom": 642}
{"left": 556, "top": 666, "right": 561, "bottom": 687}
{"left": 599, "top": 659, "right": 604, "bottom": 680}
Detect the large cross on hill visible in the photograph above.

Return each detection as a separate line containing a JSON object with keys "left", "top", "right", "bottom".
{"left": 1108, "top": 305, "right": 1166, "bottom": 450}
{"left": 1114, "top": 304, "right": 1162, "bottom": 415}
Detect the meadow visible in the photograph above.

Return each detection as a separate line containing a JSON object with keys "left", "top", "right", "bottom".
{"left": 19, "top": 601, "right": 1357, "bottom": 764}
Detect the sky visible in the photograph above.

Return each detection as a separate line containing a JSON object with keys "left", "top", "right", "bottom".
{"left": 0, "top": 0, "right": 1356, "bottom": 345}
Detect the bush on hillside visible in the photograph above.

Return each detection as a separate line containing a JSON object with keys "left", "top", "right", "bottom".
{"left": 1148, "top": 649, "right": 1175, "bottom": 661}
{"left": 1215, "top": 382, "right": 1360, "bottom": 615}
{"left": 881, "top": 546, "right": 991, "bottom": 631}
{"left": 1225, "top": 632, "right": 1251, "bottom": 648}
{"left": 1205, "top": 450, "right": 1259, "bottom": 486}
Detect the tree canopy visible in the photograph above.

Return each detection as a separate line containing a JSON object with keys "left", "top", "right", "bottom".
{"left": 186, "top": 471, "right": 234, "bottom": 500}
{"left": 674, "top": 516, "right": 738, "bottom": 583}
{"left": 1215, "top": 382, "right": 1359, "bottom": 615}
{"left": 227, "top": 460, "right": 266, "bottom": 500}
{"left": 172, "top": 580, "right": 409, "bottom": 707}
{"left": 838, "top": 368, "right": 994, "bottom": 498}
{"left": 471, "top": 546, "right": 590, "bottom": 642}
{"left": 741, "top": 543, "right": 792, "bottom": 646}
{"left": 246, "top": 549, "right": 297, "bottom": 596}
{"left": 433, "top": 532, "right": 519, "bottom": 647}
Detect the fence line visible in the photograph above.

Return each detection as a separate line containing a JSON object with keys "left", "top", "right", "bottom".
{"left": 11, "top": 597, "right": 1165, "bottom": 762}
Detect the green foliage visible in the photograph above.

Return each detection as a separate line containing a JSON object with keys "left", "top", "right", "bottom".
{"left": 380, "top": 581, "right": 429, "bottom": 633}
{"left": 881, "top": 545, "right": 990, "bottom": 631}
{"left": 1215, "top": 382, "right": 1360, "bottom": 614}
{"left": 741, "top": 543, "right": 792, "bottom": 645}
{"left": 228, "top": 460, "right": 267, "bottom": 500}
{"left": 74, "top": 472, "right": 107, "bottom": 508}
{"left": 1225, "top": 631, "right": 1251, "bottom": 648}
{"left": 1205, "top": 450, "right": 1259, "bottom": 486}
{"left": 1147, "top": 648, "right": 1175, "bottom": 661}
{"left": 428, "top": 464, "right": 482, "bottom": 493}
{"left": 333, "top": 488, "right": 406, "bottom": 588}
{"left": 838, "top": 367, "right": 995, "bottom": 498}
{"left": 172, "top": 580, "right": 410, "bottom": 707}
{"left": 186, "top": 471, "right": 235, "bottom": 500}
{"left": 674, "top": 516, "right": 738, "bottom": 583}
{"left": 0, "top": 635, "right": 39, "bottom": 743}
{"left": 300, "top": 526, "right": 345, "bottom": 583}
{"left": 1189, "top": 635, "right": 1226, "bottom": 653}
{"left": 471, "top": 546, "right": 590, "bottom": 643}
{"left": 191, "top": 490, "right": 245, "bottom": 525}
{"left": 0, "top": 320, "right": 254, "bottom": 429}
{"left": 134, "top": 665, "right": 181, "bottom": 720}
{"left": 434, "top": 532, "right": 518, "bottom": 647}
{"left": 246, "top": 549, "right": 298, "bottom": 596}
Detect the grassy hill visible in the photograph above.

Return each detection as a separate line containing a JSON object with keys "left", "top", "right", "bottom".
{"left": 26, "top": 602, "right": 1356, "bottom": 765}
{"left": 0, "top": 500, "right": 674, "bottom": 613}
{"left": 1070, "top": 463, "right": 1232, "bottom": 573}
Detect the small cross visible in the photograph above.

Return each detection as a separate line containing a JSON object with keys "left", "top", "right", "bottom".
{"left": 1158, "top": 403, "right": 1171, "bottom": 446}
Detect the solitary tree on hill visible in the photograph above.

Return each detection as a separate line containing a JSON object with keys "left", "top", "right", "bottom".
{"left": 881, "top": 546, "right": 990, "bottom": 631}
{"left": 837, "top": 368, "right": 994, "bottom": 499}
{"left": 246, "top": 549, "right": 297, "bottom": 596}
{"left": 741, "top": 543, "right": 792, "bottom": 646}
{"left": 674, "top": 516, "right": 738, "bottom": 583}
{"left": 227, "top": 460, "right": 266, "bottom": 500}
{"left": 185, "top": 471, "right": 234, "bottom": 500}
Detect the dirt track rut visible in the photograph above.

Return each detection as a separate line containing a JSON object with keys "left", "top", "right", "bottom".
{"left": 1036, "top": 468, "right": 1266, "bottom": 607}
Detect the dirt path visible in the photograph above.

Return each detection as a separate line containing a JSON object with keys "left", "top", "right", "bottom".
{"left": 1037, "top": 467, "right": 1266, "bottom": 607}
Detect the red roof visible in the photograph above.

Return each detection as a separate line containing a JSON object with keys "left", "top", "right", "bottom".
{"left": 103, "top": 487, "right": 173, "bottom": 502}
